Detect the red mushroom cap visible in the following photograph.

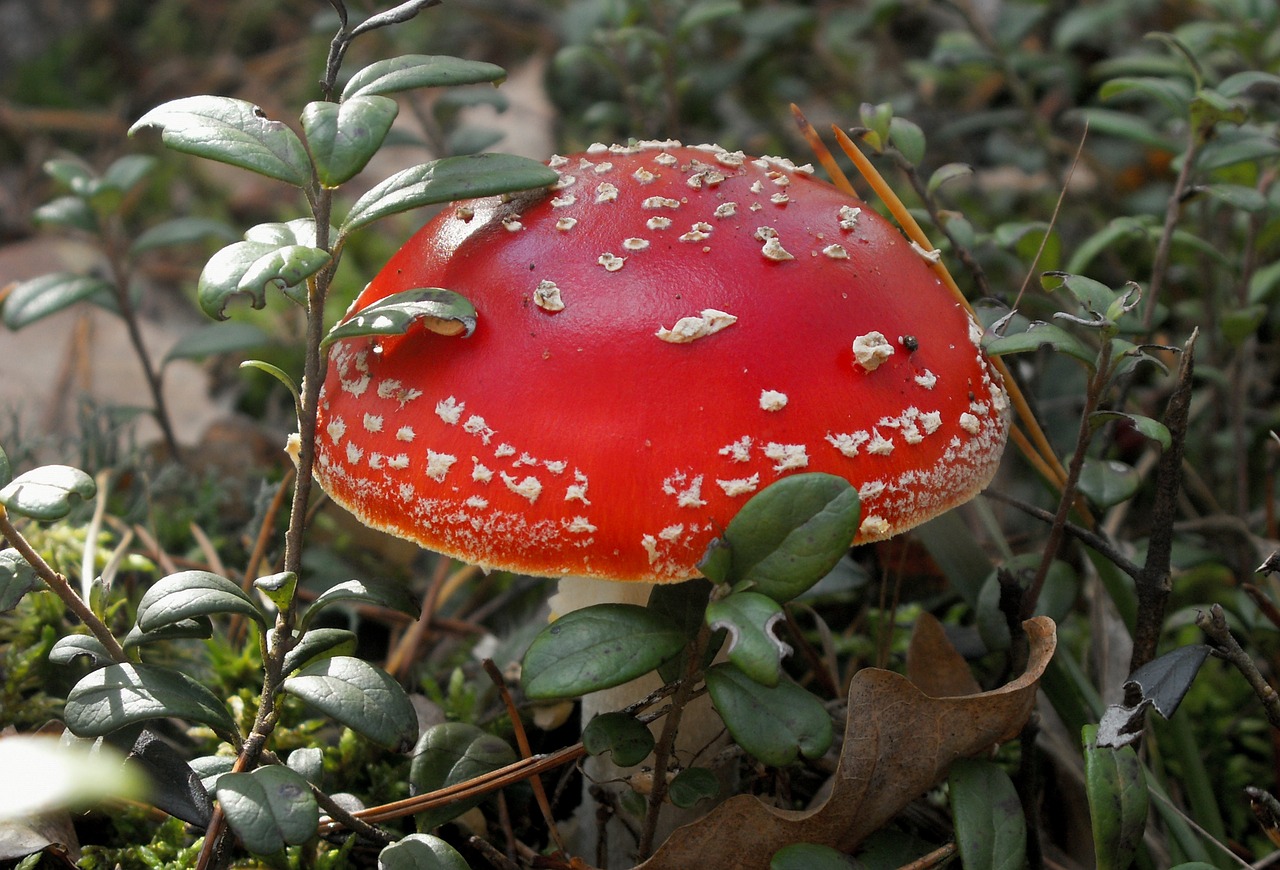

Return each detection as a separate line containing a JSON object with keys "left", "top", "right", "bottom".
{"left": 314, "top": 142, "right": 1009, "bottom": 582}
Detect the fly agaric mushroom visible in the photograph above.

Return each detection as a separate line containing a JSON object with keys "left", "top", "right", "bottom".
{"left": 312, "top": 140, "right": 1009, "bottom": 852}
{"left": 315, "top": 142, "right": 1007, "bottom": 575}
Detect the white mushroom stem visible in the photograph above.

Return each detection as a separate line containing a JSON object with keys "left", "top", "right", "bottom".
{"left": 549, "top": 576, "right": 726, "bottom": 866}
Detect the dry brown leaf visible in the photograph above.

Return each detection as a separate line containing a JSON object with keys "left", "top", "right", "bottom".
{"left": 636, "top": 616, "right": 1056, "bottom": 870}
{"left": 906, "top": 611, "right": 983, "bottom": 698}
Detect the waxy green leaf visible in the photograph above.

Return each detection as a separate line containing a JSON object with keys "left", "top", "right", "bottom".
{"left": 124, "top": 617, "right": 213, "bottom": 649}
{"left": 343, "top": 55, "right": 507, "bottom": 100}
{"left": 949, "top": 758, "right": 1027, "bottom": 870}
{"left": 984, "top": 321, "right": 1097, "bottom": 367}
{"left": 282, "top": 656, "right": 418, "bottom": 751}
{"left": 163, "top": 321, "right": 273, "bottom": 365}
{"left": 1077, "top": 458, "right": 1140, "bottom": 509}
{"left": 33, "top": 196, "right": 98, "bottom": 233}
{"left": 521, "top": 604, "right": 686, "bottom": 700}
{"left": 302, "top": 95, "right": 398, "bottom": 187}
{"left": 1084, "top": 724, "right": 1149, "bottom": 870}
{"left": 705, "top": 664, "right": 832, "bottom": 766}
{"left": 582, "top": 712, "right": 655, "bottom": 767}
{"left": 378, "top": 833, "right": 472, "bottom": 870}
{"left": 48, "top": 633, "right": 114, "bottom": 667}
{"left": 409, "top": 722, "right": 517, "bottom": 830}
{"left": 130, "top": 96, "right": 312, "bottom": 187}
{"left": 64, "top": 662, "right": 237, "bottom": 740}
{"left": 341, "top": 153, "right": 558, "bottom": 234}
{"left": 131, "top": 217, "right": 239, "bottom": 256}
{"left": 301, "top": 576, "right": 421, "bottom": 629}
{"left": 722, "top": 473, "right": 860, "bottom": 603}
{"left": 0, "top": 464, "right": 96, "bottom": 520}
{"left": 1090, "top": 411, "right": 1172, "bottom": 451}
{"left": 216, "top": 765, "right": 318, "bottom": 855}
{"left": 0, "top": 549, "right": 41, "bottom": 612}
{"left": 136, "top": 570, "right": 265, "bottom": 632}
{"left": 3, "top": 273, "right": 114, "bottom": 330}
{"left": 321, "top": 288, "right": 477, "bottom": 350}
{"left": 281, "top": 627, "right": 358, "bottom": 675}
{"left": 197, "top": 240, "right": 331, "bottom": 319}
{"left": 705, "top": 591, "right": 791, "bottom": 687}
{"left": 668, "top": 767, "right": 719, "bottom": 809}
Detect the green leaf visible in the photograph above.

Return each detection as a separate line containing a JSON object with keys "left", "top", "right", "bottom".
{"left": 0, "top": 445, "right": 8, "bottom": 488}
{"left": 983, "top": 322, "right": 1097, "bottom": 367}
{"left": 1077, "top": 458, "right": 1140, "bottom": 510}
{"left": 136, "top": 570, "right": 265, "bottom": 632}
{"left": 342, "top": 55, "right": 507, "bottom": 100}
{"left": 949, "top": 758, "right": 1027, "bottom": 870}
{"left": 1217, "top": 70, "right": 1280, "bottom": 98}
{"left": 282, "top": 656, "right": 418, "bottom": 751}
{"left": 0, "top": 464, "right": 96, "bottom": 520}
{"left": 163, "top": 321, "right": 273, "bottom": 365}
{"left": 280, "top": 627, "right": 357, "bottom": 675}
{"left": 2, "top": 273, "right": 114, "bottom": 330}
{"left": 668, "top": 766, "right": 719, "bottom": 809}
{"left": 1198, "top": 183, "right": 1267, "bottom": 213}
{"left": 704, "top": 664, "right": 831, "bottom": 766}
{"left": 322, "top": 288, "right": 477, "bottom": 350}
{"left": 216, "top": 766, "right": 318, "bottom": 855}
{"left": 649, "top": 578, "right": 716, "bottom": 682}
{"left": 287, "top": 746, "right": 324, "bottom": 787}
{"left": 377, "top": 833, "right": 472, "bottom": 870}
{"left": 131, "top": 217, "right": 239, "bottom": 256}
{"left": 33, "top": 196, "right": 99, "bottom": 233}
{"left": 705, "top": 591, "right": 790, "bottom": 687}
{"left": 722, "top": 473, "right": 860, "bottom": 603}
{"left": 301, "top": 96, "right": 398, "bottom": 188}
{"left": 521, "top": 604, "right": 686, "bottom": 700}
{"left": 253, "top": 571, "right": 297, "bottom": 611}
{"left": 926, "top": 162, "right": 973, "bottom": 196}
{"left": 1066, "top": 108, "right": 1177, "bottom": 152}
{"left": 582, "top": 711, "right": 654, "bottom": 767}
{"left": 1089, "top": 411, "right": 1171, "bottom": 451}
{"left": 1084, "top": 724, "right": 1149, "bottom": 870}
{"left": 48, "top": 633, "right": 114, "bottom": 667}
{"left": 770, "top": 842, "right": 854, "bottom": 870}
{"left": 101, "top": 155, "right": 157, "bottom": 195}
{"left": 123, "top": 617, "right": 213, "bottom": 649}
{"left": 340, "top": 153, "right": 558, "bottom": 234}
{"left": 301, "top": 576, "right": 421, "bottom": 630}
{"left": 1067, "top": 216, "right": 1153, "bottom": 275}
{"left": 43, "top": 157, "right": 96, "bottom": 190}
{"left": 1099, "top": 76, "right": 1194, "bottom": 114}
{"left": 1194, "top": 128, "right": 1280, "bottom": 171}
{"left": 0, "top": 735, "right": 147, "bottom": 820}
{"left": 197, "top": 240, "right": 331, "bottom": 320}
{"left": 64, "top": 662, "right": 238, "bottom": 740}
{"left": 1220, "top": 303, "right": 1268, "bottom": 347}
{"left": 888, "top": 117, "right": 926, "bottom": 166}
{"left": 129, "top": 96, "right": 312, "bottom": 187}
{"left": 408, "top": 722, "right": 517, "bottom": 830}
{"left": 0, "top": 548, "right": 41, "bottom": 612}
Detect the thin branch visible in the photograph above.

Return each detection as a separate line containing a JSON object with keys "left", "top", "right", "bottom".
{"left": 1196, "top": 604, "right": 1280, "bottom": 730}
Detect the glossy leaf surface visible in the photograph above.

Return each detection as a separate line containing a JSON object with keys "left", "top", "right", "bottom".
{"left": 2, "top": 273, "right": 113, "bottom": 330}
{"left": 409, "top": 722, "right": 516, "bottom": 831}
{"left": 949, "top": 758, "right": 1026, "bottom": 870}
{"left": 521, "top": 603, "right": 686, "bottom": 700}
{"left": 0, "top": 549, "right": 41, "bottom": 612}
{"left": 130, "top": 96, "right": 312, "bottom": 186}
{"left": 582, "top": 711, "right": 654, "bottom": 767}
{"left": 377, "top": 833, "right": 472, "bottom": 870}
{"left": 217, "top": 765, "right": 318, "bottom": 855}
{"left": 302, "top": 95, "right": 398, "bottom": 187}
{"left": 722, "top": 473, "right": 860, "bottom": 603}
{"left": 341, "top": 154, "right": 558, "bottom": 233}
{"left": 343, "top": 55, "right": 506, "bottom": 100}
{"left": 1084, "top": 724, "right": 1148, "bottom": 870}
{"left": 136, "top": 570, "right": 265, "bottom": 632}
{"left": 197, "top": 240, "right": 331, "bottom": 320}
{"left": 322, "top": 288, "right": 477, "bottom": 349}
{"left": 282, "top": 655, "right": 418, "bottom": 751}
{"left": 0, "top": 464, "right": 96, "bottom": 520}
{"left": 705, "top": 664, "right": 832, "bottom": 767}
{"left": 64, "top": 663, "right": 237, "bottom": 740}
{"left": 705, "top": 591, "right": 791, "bottom": 687}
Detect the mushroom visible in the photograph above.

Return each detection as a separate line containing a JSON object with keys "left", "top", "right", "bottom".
{"left": 312, "top": 141, "right": 1009, "bottom": 853}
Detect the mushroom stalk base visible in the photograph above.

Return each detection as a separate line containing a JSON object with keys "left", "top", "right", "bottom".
{"left": 549, "top": 576, "right": 727, "bottom": 867}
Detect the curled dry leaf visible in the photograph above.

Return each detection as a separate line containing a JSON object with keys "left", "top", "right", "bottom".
{"left": 637, "top": 616, "right": 1056, "bottom": 870}
{"left": 906, "top": 611, "right": 983, "bottom": 698}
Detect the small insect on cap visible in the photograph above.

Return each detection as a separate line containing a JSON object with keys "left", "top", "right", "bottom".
{"left": 313, "top": 142, "right": 1010, "bottom": 582}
